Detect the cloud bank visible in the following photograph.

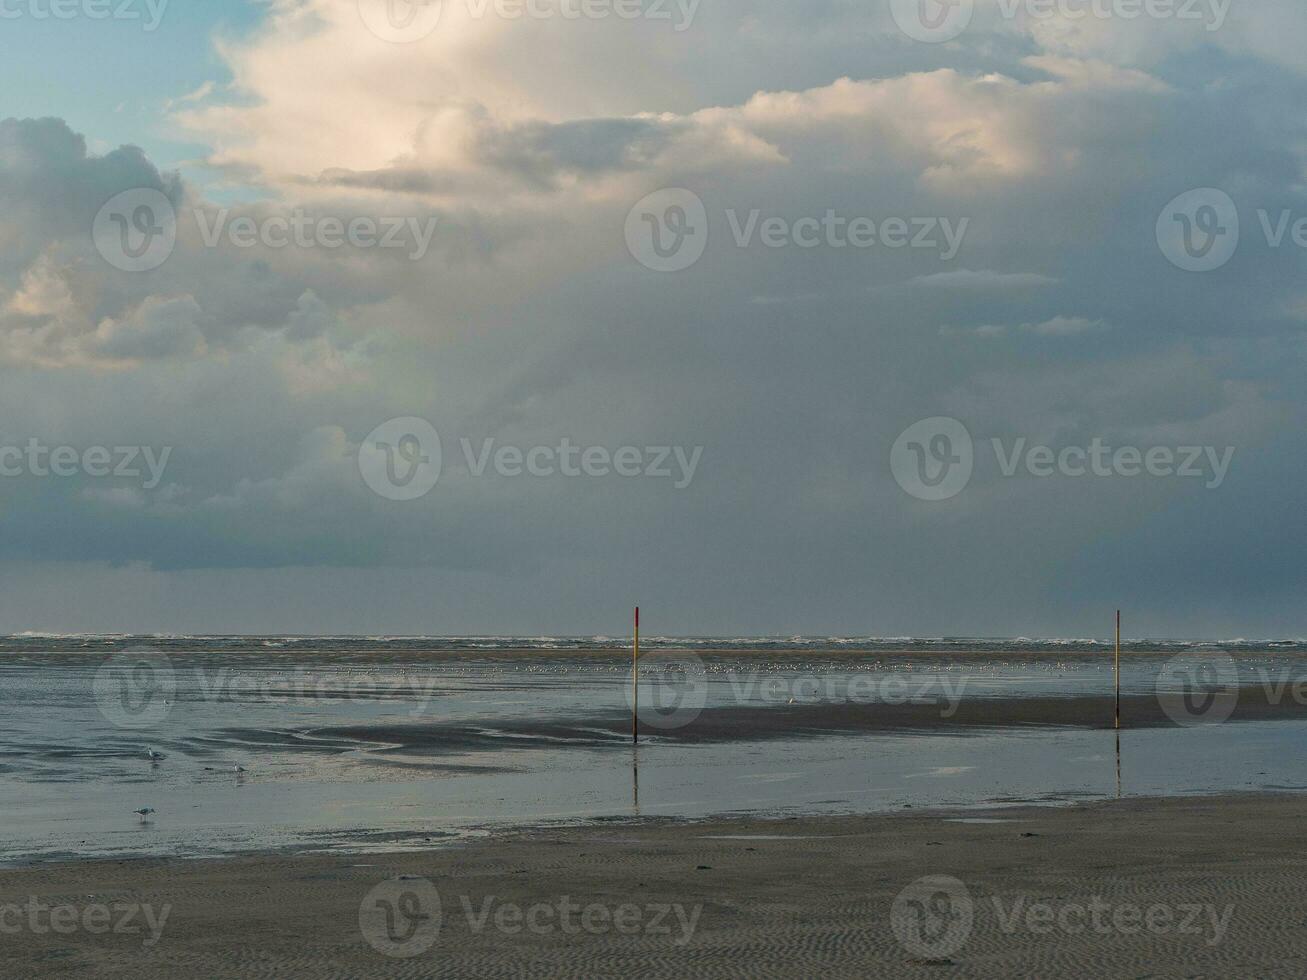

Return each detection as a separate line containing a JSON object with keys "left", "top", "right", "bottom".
{"left": 2, "top": 0, "right": 1307, "bottom": 635}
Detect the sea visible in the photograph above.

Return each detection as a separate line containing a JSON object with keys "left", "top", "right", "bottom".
{"left": 3, "top": 634, "right": 1307, "bottom": 864}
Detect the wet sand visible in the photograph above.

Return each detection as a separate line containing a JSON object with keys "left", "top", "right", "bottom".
{"left": 312, "top": 685, "right": 1307, "bottom": 753}
{"left": 5, "top": 792, "right": 1307, "bottom": 978}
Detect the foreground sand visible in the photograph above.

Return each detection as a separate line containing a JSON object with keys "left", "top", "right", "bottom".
{"left": 4, "top": 793, "right": 1306, "bottom": 978}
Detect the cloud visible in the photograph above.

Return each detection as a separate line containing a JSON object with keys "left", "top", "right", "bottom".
{"left": 90, "top": 295, "right": 208, "bottom": 361}
{"left": 0, "top": 117, "right": 181, "bottom": 270}
{"left": 946, "top": 315, "right": 1109, "bottom": 338}
{"left": 4, "top": 0, "right": 1307, "bottom": 634}
{"left": 906, "top": 269, "right": 1061, "bottom": 290}
{"left": 0, "top": 118, "right": 401, "bottom": 373}
{"left": 163, "top": 81, "right": 216, "bottom": 111}
{"left": 1026, "top": 314, "right": 1107, "bottom": 336}
{"left": 1021, "top": 55, "right": 1172, "bottom": 92}
{"left": 173, "top": 0, "right": 1181, "bottom": 201}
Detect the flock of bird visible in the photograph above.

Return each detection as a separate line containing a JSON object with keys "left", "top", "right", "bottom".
{"left": 135, "top": 747, "right": 246, "bottom": 823}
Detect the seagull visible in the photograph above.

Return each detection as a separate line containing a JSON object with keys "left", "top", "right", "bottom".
{"left": 133, "top": 807, "right": 155, "bottom": 822}
{"left": 146, "top": 748, "right": 165, "bottom": 762}
{"left": 232, "top": 764, "right": 246, "bottom": 774}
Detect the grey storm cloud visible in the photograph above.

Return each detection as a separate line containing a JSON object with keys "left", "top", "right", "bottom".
{"left": 2, "top": 2, "right": 1307, "bottom": 635}
{"left": 473, "top": 117, "right": 678, "bottom": 187}
{"left": 0, "top": 117, "right": 180, "bottom": 275}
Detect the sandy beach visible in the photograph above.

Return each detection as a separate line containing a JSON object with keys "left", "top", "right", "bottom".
{"left": 7, "top": 639, "right": 1304, "bottom": 975}
{"left": 4, "top": 791, "right": 1306, "bottom": 978}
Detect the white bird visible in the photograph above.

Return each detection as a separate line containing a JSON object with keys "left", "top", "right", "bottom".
{"left": 133, "top": 807, "right": 155, "bottom": 821}
{"left": 232, "top": 764, "right": 246, "bottom": 774}
{"left": 146, "top": 747, "right": 165, "bottom": 761}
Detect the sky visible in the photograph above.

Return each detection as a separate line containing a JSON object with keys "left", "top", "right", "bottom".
{"left": 1, "top": 0, "right": 1306, "bottom": 638}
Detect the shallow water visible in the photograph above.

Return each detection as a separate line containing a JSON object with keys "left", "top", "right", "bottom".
{"left": 3, "top": 637, "right": 1306, "bottom": 863}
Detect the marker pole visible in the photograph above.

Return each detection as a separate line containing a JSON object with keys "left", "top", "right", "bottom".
{"left": 632, "top": 606, "right": 639, "bottom": 745}
{"left": 1115, "top": 610, "right": 1121, "bottom": 731}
